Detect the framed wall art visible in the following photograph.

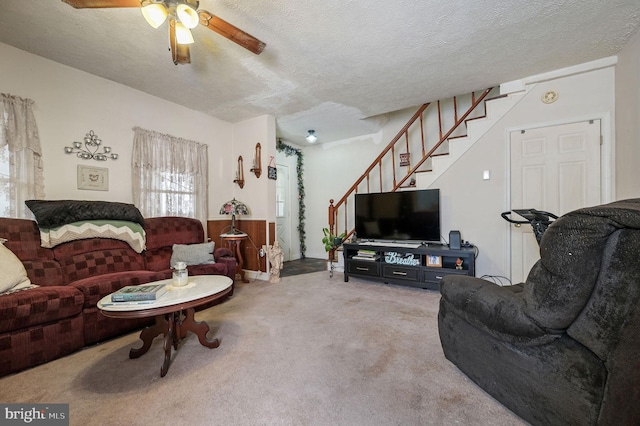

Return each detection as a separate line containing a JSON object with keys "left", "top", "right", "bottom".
{"left": 77, "top": 165, "right": 109, "bottom": 191}
{"left": 267, "top": 156, "right": 277, "bottom": 180}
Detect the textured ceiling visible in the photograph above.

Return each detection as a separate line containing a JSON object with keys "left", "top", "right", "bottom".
{"left": 0, "top": 1, "right": 639, "bottom": 145}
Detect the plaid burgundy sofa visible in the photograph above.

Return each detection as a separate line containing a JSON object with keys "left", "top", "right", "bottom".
{"left": 0, "top": 216, "right": 236, "bottom": 377}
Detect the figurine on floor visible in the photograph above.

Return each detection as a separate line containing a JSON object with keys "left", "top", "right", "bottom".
{"left": 267, "top": 241, "right": 284, "bottom": 283}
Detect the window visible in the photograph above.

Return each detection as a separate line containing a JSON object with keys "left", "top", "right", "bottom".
{"left": 146, "top": 170, "right": 196, "bottom": 216}
{"left": 0, "top": 143, "right": 10, "bottom": 216}
{"left": 276, "top": 169, "right": 287, "bottom": 218}
{"left": 0, "top": 94, "right": 44, "bottom": 218}
{"left": 131, "top": 127, "right": 208, "bottom": 224}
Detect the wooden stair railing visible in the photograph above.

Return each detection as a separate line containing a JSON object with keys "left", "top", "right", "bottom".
{"left": 328, "top": 88, "right": 496, "bottom": 256}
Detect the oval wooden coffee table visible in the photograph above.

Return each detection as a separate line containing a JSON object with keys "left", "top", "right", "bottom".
{"left": 98, "top": 275, "right": 232, "bottom": 377}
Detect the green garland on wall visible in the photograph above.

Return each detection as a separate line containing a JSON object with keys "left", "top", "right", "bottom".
{"left": 276, "top": 139, "right": 306, "bottom": 258}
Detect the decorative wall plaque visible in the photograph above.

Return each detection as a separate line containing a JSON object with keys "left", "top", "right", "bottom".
{"left": 267, "top": 156, "right": 277, "bottom": 180}
{"left": 77, "top": 165, "right": 108, "bottom": 191}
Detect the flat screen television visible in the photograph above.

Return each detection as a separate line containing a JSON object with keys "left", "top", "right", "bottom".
{"left": 354, "top": 189, "right": 441, "bottom": 243}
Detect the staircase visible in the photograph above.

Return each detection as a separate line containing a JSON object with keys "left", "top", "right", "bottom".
{"left": 327, "top": 87, "right": 523, "bottom": 245}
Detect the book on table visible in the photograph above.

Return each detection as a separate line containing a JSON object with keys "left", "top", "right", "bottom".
{"left": 352, "top": 255, "right": 379, "bottom": 261}
{"left": 111, "top": 283, "right": 168, "bottom": 302}
{"left": 353, "top": 249, "right": 379, "bottom": 261}
{"left": 357, "top": 249, "right": 377, "bottom": 256}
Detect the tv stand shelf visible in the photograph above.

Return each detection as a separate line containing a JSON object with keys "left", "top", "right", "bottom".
{"left": 343, "top": 242, "right": 476, "bottom": 290}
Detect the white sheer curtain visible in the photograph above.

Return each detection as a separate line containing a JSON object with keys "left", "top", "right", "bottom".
{"left": 0, "top": 93, "right": 44, "bottom": 218}
{"left": 131, "top": 126, "right": 208, "bottom": 224}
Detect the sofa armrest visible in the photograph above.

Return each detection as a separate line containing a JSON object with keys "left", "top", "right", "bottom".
{"left": 213, "top": 248, "right": 236, "bottom": 282}
{"left": 440, "top": 275, "right": 555, "bottom": 345}
{"left": 214, "top": 247, "right": 234, "bottom": 260}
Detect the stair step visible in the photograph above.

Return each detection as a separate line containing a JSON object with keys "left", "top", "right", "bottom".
{"left": 415, "top": 91, "right": 523, "bottom": 189}
{"left": 484, "top": 94, "right": 508, "bottom": 103}
{"left": 330, "top": 88, "right": 511, "bottom": 238}
{"left": 465, "top": 115, "right": 487, "bottom": 123}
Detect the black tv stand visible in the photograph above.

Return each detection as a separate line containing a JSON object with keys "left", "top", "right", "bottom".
{"left": 343, "top": 241, "right": 476, "bottom": 290}
{"left": 421, "top": 242, "right": 443, "bottom": 247}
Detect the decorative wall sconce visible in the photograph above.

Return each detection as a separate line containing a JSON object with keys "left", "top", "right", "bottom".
{"left": 64, "top": 130, "right": 118, "bottom": 161}
{"left": 250, "top": 143, "right": 262, "bottom": 178}
{"left": 234, "top": 155, "right": 245, "bottom": 188}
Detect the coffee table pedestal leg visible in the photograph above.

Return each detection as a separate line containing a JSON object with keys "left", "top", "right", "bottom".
{"left": 130, "top": 315, "right": 167, "bottom": 359}
{"left": 180, "top": 307, "right": 220, "bottom": 348}
{"left": 130, "top": 309, "right": 220, "bottom": 377}
{"left": 161, "top": 314, "right": 175, "bottom": 376}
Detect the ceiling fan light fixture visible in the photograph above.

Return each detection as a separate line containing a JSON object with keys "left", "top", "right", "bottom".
{"left": 175, "top": 22, "right": 195, "bottom": 44}
{"left": 141, "top": 3, "right": 168, "bottom": 29}
{"left": 305, "top": 130, "right": 318, "bottom": 143}
{"left": 61, "top": 0, "right": 266, "bottom": 64}
{"left": 176, "top": 3, "right": 200, "bottom": 29}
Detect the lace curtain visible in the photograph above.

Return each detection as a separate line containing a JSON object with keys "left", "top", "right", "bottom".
{"left": 0, "top": 94, "right": 44, "bottom": 218}
{"left": 131, "top": 126, "right": 208, "bottom": 225}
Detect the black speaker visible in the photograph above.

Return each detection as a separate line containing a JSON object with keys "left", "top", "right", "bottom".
{"left": 449, "top": 230, "right": 461, "bottom": 250}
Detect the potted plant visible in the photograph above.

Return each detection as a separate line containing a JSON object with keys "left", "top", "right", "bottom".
{"left": 322, "top": 228, "right": 346, "bottom": 261}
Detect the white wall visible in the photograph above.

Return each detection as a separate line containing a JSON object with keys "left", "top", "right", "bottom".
{"left": 227, "top": 114, "right": 276, "bottom": 225}
{"left": 303, "top": 106, "right": 420, "bottom": 259}
{"left": 224, "top": 114, "right": 277, "bottom": 269}
{"left": 0, "top": 42, "right": 275, "bottom": 225}
{"left": 432, "top": 66, "right": 615, "bottom": 279}
{"left": 303, "top": 65, "right": 618, "bottom": 280}
{"left": 615, "top": 28, "right": 640, "bottom": 199}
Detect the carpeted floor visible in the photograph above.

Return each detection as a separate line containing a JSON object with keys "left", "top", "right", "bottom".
{"left": 0, "top": 272, "right": 525, "bottom": 426}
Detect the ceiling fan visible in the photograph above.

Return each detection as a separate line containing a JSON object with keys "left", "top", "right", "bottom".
{"left": 62, "top": 0, "right": 266, "bottom": 65}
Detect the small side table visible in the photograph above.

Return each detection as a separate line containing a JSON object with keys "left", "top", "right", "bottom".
{"left": 220, "top": 233, "right": 250, "bottom": 283}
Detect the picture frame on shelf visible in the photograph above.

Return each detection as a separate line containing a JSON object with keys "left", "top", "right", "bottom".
{"left": 426, "top": 255, "right": 442, "bottom": 268}
{"left": 77, "top": 165, "right": 108, "bottom": 191}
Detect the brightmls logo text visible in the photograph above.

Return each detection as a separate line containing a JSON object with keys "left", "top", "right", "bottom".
{"left": 1, "top": 404, "right": 68, "bottom": 425}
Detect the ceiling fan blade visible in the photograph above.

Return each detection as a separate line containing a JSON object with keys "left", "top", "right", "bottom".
{"left": 62, "top": 0, "right": 141, "bottom": 8}
{"left": 198, "top": 10, "right": 266, "bottom": 55}
{"left": 169, "top": 19, "right": 191, "bottom": 65}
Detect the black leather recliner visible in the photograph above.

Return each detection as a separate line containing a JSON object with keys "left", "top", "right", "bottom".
{"left": 438, "top": 199, "right": 640, "bottom": 425}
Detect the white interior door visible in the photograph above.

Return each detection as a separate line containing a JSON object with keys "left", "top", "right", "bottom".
{"left": 510, "top": 120, "right": 601, "bottom": 283}
{"left": 275, "top": 164, "right": 291, "bottom": 262}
